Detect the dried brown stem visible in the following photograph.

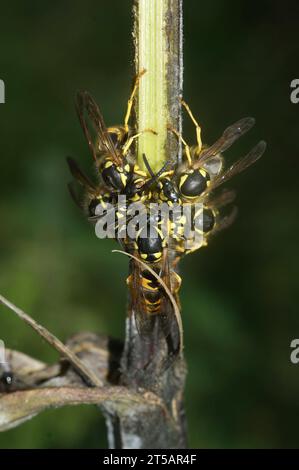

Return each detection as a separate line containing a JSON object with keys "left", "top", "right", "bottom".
{"left": 0, "top": 294, "right": 103, "bottom": 387}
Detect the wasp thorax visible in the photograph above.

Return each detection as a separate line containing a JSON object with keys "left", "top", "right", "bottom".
{"left": 179, "top": 168, "right": 210, "bottom": 199}
{"left": 137, "top": 224, "right": 163, "bottom": 264}
{"left": 101, "top": 159, "right": 127, "bottom": 191}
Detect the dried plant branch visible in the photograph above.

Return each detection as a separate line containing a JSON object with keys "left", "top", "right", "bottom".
{"left": 0, "top": 294, "right": 103, "bottom": 387}
{"left": 0, "top": 340, "right": 177, "bottom": 438}
{"left": 1, "top": 333, "right": 121, "bottom": 392}
{"left": 0, "top": 385, "right": 170, "bottom": 433}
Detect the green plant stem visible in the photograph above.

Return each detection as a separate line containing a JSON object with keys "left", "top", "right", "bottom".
{"left": 113, "top": 0, "right": 187, "bottom": 450}
{"left": 135, "top": 0, "right": 183, "bottom": 172}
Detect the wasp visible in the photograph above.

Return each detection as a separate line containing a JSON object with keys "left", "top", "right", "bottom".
{"left": 133, "top": 210, "right": 167, "bottom": 264}
{"left": 75, "top": 70, "right": 157, "bottom": 203}
{"left": 125, "top": 155, "right": 178, "bottom": 264}
{"left": 67, "top": 156, "right": 114, "bottom": 217}
{"left": 156, "top": 100, "right": 266, "bottom": 205}
{"left": 126, "top": 247, "right": 182, "bottom": 362}
{"left": 67, "top": 71, "right": 160, "bottom": 224}
{"left": 68, "top": 151, "right": 173, "bottom": 261}
{"left": 169, "top": 189, "right": 238, "bottom": 265}
{"left": 67, "top": 154, "right": 151, "bottom": 224}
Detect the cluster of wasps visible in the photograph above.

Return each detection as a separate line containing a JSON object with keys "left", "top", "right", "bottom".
{"left": 67, "top": 70, "right": 266, "bottom": 361}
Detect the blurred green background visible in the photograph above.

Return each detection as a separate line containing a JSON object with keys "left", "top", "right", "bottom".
{"left": 0, "top": 0, "right": 298, "bottom": 448}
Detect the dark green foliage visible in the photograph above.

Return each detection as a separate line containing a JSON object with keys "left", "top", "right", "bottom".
{"left": 0, "top": 0, "right": 298, "bottom": 448}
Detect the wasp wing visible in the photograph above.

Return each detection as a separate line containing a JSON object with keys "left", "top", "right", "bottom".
{"left": 159, "top": 249, "right": 181, "bottom": 357}
{"left": 212, "top": 206, "right": 238, "bottom": 235}
{"left": 67, "top": 181, "right": 86, "bottom": 211}
{"left": 76, "top": 91, "right": 121, "bottom": 165}
{"left": 205, "top": 188, "right": 236, "bottom": 209}
{"left": 194, "top": 117, "right": 255, "bottom": 168}
{"left": 205, "top": 140, "right": 266, "bottom": 194}
{"left": 202, "top": 154, "right": 224, "bottom": 179}
{"left": 67, "top": 157, "right": 99, "bottom": 214}
{"left": 66, "top": 157, "right": 97, "bottom": 192}
{"left": 76, "top": 92, "right": 97, "bottom": 161}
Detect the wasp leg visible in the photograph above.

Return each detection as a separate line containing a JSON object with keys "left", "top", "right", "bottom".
{"left": 122, "top": 128, "right": 157, "bottom": 156}
{"left": 124, "top": 69, "right": 146, "bottom": 133}
{"left": 168, "top": 125, "right": 192, "bottom": 166}
{"left": 157, "top": 169, "right": 175, "bottom": 179}
{"left": 181, "top": 98, "right": 202, "bottom": 153}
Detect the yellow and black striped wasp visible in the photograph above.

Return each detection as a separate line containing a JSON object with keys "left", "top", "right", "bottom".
{"left": 170, "top": 188, "right": 238, "bottom": 265}
{"left": 67, "top": 156, "right": 113, "bottom": 217}
{"left": 74, "top": 69, "right": 156, "bottom": 204}
{"left": 125, "top": 245, "right": 182, "bottom": 363}
{"left": 156, "top": 100, "right": 266, "bottom": 205}
{"left": 67, "top": 152, "right": 173, "bottom": 263}
{"left": 123, "top": 154, "right": 182, "bottom": 264}
{"left": 67, "top": 71, "right": 159, "bottom": 225}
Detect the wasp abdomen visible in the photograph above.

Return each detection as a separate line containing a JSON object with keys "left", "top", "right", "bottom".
{"left": 141, "top": 271, "right": 162, "bottom": 314}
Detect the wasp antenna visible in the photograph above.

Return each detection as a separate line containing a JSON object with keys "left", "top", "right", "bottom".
{"left": 156, "top": 159, "right": 172, "bottom": 179}
{"left": 142, "top": 157, "right": 172, "bottom": 191}
{"left": 142, "top": 153, "right": 155, "bottom": 177}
